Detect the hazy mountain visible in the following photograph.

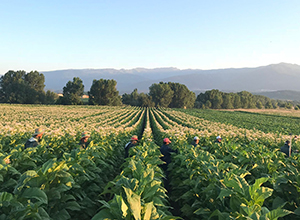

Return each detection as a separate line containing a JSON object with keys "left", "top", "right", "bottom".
{"left": 253, "top": 90, "right": 300, "bottom": 101}
{"left": 42, "top": 67, "right": 197, "bottom": 94}
{"left": 41, "top": 62, "right": 300, "bottom": 95}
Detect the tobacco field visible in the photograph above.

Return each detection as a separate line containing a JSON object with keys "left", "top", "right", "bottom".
{"left": 1, "top": 104, "right": 300, "bottom": 220}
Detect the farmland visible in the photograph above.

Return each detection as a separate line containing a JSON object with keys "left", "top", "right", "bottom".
{"left": 0, "top": 105, "right": 300, "bottom": 219}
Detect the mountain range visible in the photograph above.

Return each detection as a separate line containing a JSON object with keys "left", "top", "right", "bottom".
{"left": 41, "top": 63, "right": 300, "bottom": 99}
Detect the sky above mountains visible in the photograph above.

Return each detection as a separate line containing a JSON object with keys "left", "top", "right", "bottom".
{"left": 1, "top": 0, "right": 300, "bottom": 74}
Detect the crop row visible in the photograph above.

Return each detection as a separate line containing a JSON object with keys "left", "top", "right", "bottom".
{"left": 160, "top": 108, "right": 292, "bottom": 147}
{"left": 149, "top": 108, "right": 300, "bottom": 219}
{"left": 0, "top": 106, "right": 146, "bottom": 219}
{"left": 1, "top": 105, "right": 300, "bottom": 219}
{"left": 0, "top": 104, "right": 142, "bottom": 136}
{"left": 92, "top": 109, "right": 178, "bottom": 219}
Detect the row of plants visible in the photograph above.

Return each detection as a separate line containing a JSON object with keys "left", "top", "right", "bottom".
{"left": 159, "top": 108, "right": 292, "bottom": 147}
{"left": 0, "top": 107, "right": 146, "bottom": 219}
{"left": 150, "top": 108, "right": 300, "bottom": 219}
{"left": 2, "top": 105, "right": 300, "bottom": 219}
{"left": 0, "top": 104, "right": 141, "bottom": 136}
{"left": 92, "top": 109, "right": 179, "bottom": 219}
{"left": 0, "top": 106, "right": 144, "bottom": 153}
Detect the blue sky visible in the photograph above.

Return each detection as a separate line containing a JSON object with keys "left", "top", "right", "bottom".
{"left": 1, "top": 0, "right": 300, "bottom": 74}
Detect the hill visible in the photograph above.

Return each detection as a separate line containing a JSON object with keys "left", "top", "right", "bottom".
{"left": 40, "top": 62, "right": 300, "bottom": 95}
{"left": 253, "top": 90, "right": 300, "bottom": 101}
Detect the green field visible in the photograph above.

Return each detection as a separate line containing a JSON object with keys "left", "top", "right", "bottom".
{"left": 178, "top": 108, "right": 300, "bottom": 135}
{"left": 0, "top": 105, "right": 299, "bottom": 219}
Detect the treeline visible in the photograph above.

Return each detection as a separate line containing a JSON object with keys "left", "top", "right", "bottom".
{"left": 122, "top": 82, "right": 195, "bottom": 108}
{"left": 0, "top": 70, "right": 298, "bottom": 109}
{"left": 195, "top": 89, "right": 298, "bottom": 109}
{"left": 0, "top": 71, "right": 196, "bottom": 108}
{"left": 57, "top": 77, "right": 123, "bottom": 106}
{"left": 0, "top": 71, "right": 58, "bottom": 104}
{"left": 0, "top": 71, "right": 122, "bottom": 105}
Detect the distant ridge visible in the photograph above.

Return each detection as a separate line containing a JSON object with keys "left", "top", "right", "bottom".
{"left": 40, "top": 63, "right": 300, "bottom": 96}
{"left": 253, "top": 90, "right": 300, "bottom": 101}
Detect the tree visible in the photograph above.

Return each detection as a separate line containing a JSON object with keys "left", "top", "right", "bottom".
{"left": 233, "top": 95, "right": 242, "bottom": 109}
{"left": 195, "top": 93, "right": 206, "bottom": 108}
{"left": 265, "top": 100, "right": 273, "bottom": 109}
{"left": 256, "top": 101, "right": 263, "bottom": 109}
{"left": 195, "top": 90, "right": 223, "bottom": 109}
{"left": 88, "top": 79, "right": 122, "bottom": 106}
{"left": 222, "top": 93, "right": 234, "bottom": 109}
{"left": 205, "top": 100, "right": 212, "bottom": 109}
{"left": 122, "top": 89, "right": 155, "bottom": 107}
{"left": 61, "top": 77, "right": 84, "bottom": 105}
{"left": 122, "top": 89, "right": 139, "bottom": 106}
{"left": 24, "top": 71, "right": 46, "bottom": 103}
{"left": 210, "top": 90, "right": 223, "bottom": 109}
{"left": 0, "top": 70, "right": 46, "bottom": 104}
{"left": 44, "top": 90, "right": 59, "bottom": 104}
{"left": 24, "top": 71, "right": 45, "bottom": 92}
{"left": 149, "top": 82, "right": 174, "bottom": 107}
{"left": 286, "top": 102, "right": 293, "bottom": 109}
{"left": 238, "top": 91, "right": 256, "bottom": 108}
{"left": 137, "top": 93, "right": 155, "bottom": 107}
{"left": 271, "top": 100, "right": 278, "bottom": 109}
{"left": 0, "top": 70, "right": 26, "bottom": 103}
{"left": 200, "top": 89, "right": 223, "bottom": 109}
{"left": 168, "top": 82, "right": 196, "bottom": 108}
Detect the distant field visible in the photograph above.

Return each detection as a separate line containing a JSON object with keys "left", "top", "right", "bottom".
{"left": 179, "top": 108, "right": 300, "bottom": 135}
{"left": 223, "top": 108, "right": 300, "bottom": 117}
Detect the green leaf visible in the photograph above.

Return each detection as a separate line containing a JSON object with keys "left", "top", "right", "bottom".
{"left": 65, "top": 201, "right": 81, "bottom": 211}
{"left": 8, "top": 166, "right": 21, "bottom": 176}
{"left": 143, "top": 202, "right": 157, "bottom": 220}
{"left": 41, "top": 159, "right": 56, "bottom": 174}
{"left": 251, "top": 187, "right": 273, "bottom": 206}
{"left": 249, "top": 177, "right": 269, "bottom": 197}
{"left": 99, "top": 200, "right": 111, "bottom": 209}
{"left": 240, "top": 203, "right": 255, "bottom": 216}
{"left": 21, "top": 187, "right": 48, "bottom": 205}
{"left": 14, "top": 170, "right": 37, "bottom": 193}
{"left": 1, "top": 179, "right": 18, "bottom": 191}
{"left": 143, "top": 180, "right": 161, "bottom": 201}
{"left": 47, "top": 190, "right": 61, "bottom": 200}
{"left": 123, "top": 186, "right": 141, "bottom": 220}
{"left": 295, "top": 207, "right": 300, "bottom": 216}
{"left": 38, "top": 207, "right": 50, "bottom": 218}
{"left": 54, "top": 209, "right": 70, "bottom": 220}
{"left": 0, "top": 192, "right": 13, "bottom": 203}
{"left": 194, "top": 207, "right": 211, "bottom": 215}
{"left": 209, "top": 209, "right": 230, "bottom": 220}
{"left": 275, "top": 177, "right": 288, "bottom": 185}
{"left": 114, "top": 195, "right": 128, "bottom": 218}
{"left": 265, "top": 208, "right": 293, "bottom": 219}
{"left": 224, "top": 175, "right": 249, "bottom": 197}
{"left": 249, "top": 212, "right": 260, "bottom": 220}
{"left": 92, "top": 209, "right": 115, "bottom": 220}
{"left": 272, "top": 196, "right": 286, "bottom": 210}
{"left": 230, "top": 196, "right": 244, "bottom": 212}
{"left": 260, "top": 207, "right": 270, "bottom": 216}
{"left": 217, "top": 188, "right": 233, "bottom": 200}
{"left": 115, "top": 176, "right": 139, "bottom": 192}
